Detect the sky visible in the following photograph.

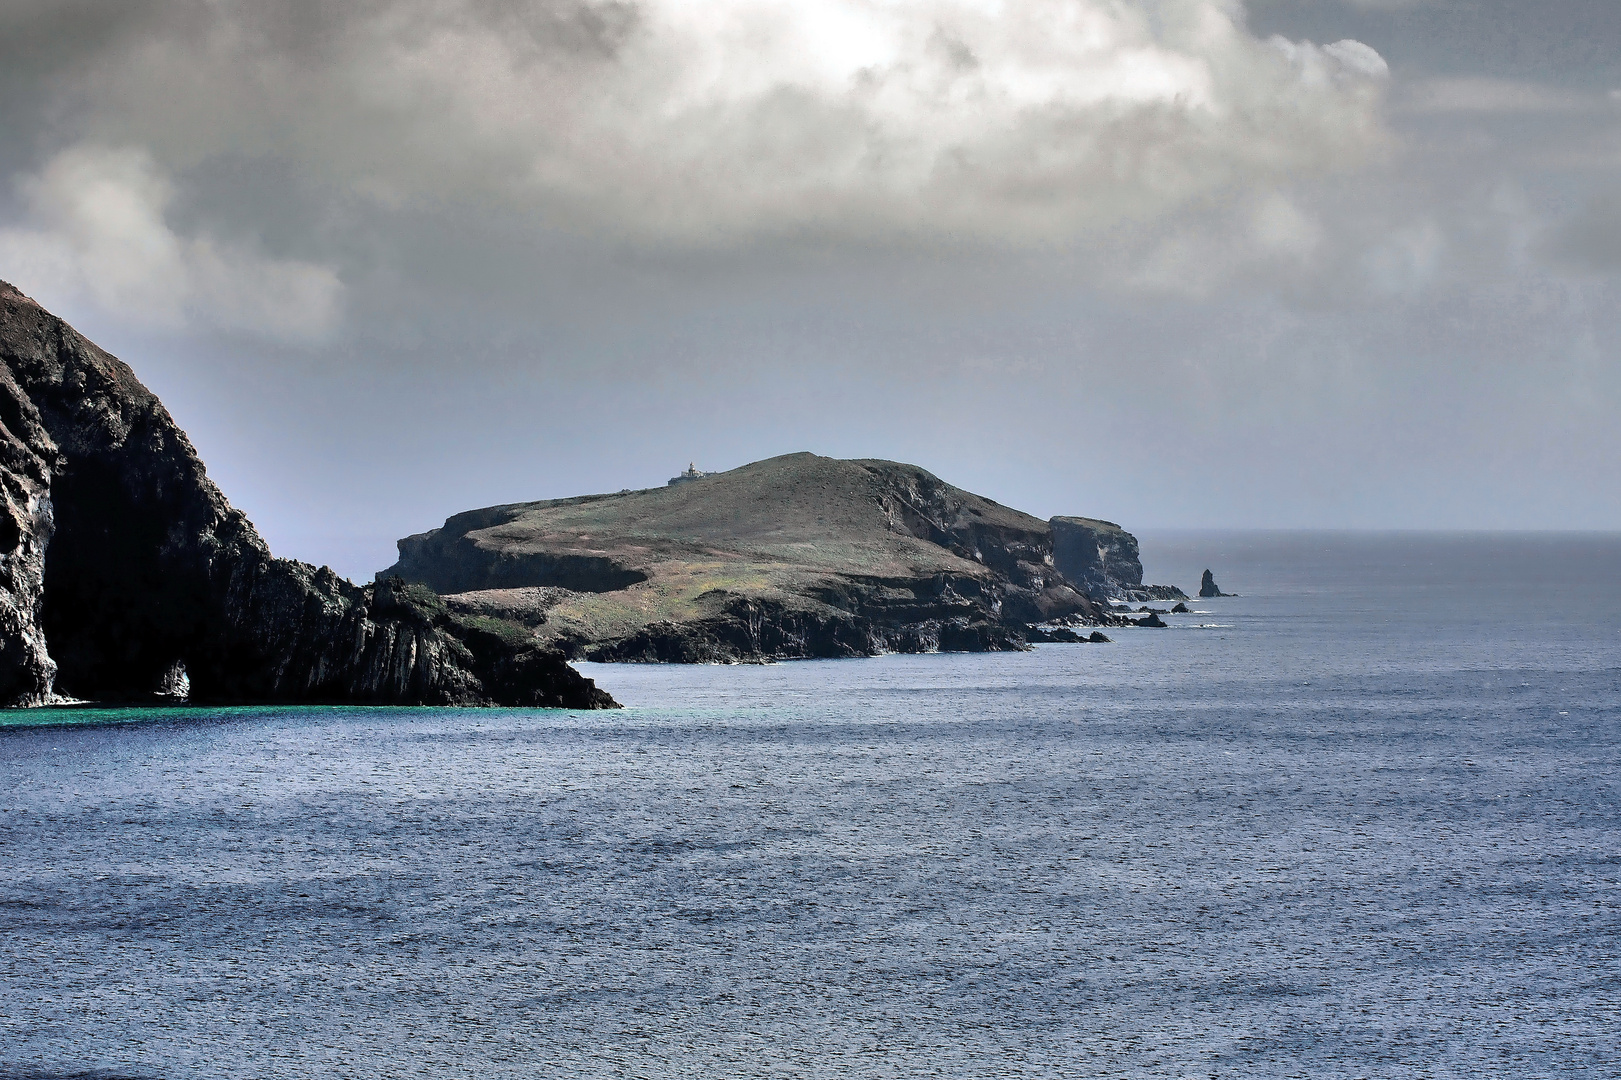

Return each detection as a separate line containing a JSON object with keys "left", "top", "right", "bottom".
{"left": 2, "top": 0, "right": 1619, "bottom": 580}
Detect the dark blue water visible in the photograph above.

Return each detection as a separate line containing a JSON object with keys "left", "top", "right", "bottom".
{"left": 2, "top": 533, "right": 1618, "bottom": 1078}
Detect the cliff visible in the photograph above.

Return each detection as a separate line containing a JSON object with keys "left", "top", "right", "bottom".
{"left": 0, "top": 282, "right": 612, "bottom": 708}
{"left": 1048, "top": 516, "right": 1188, "bottom": 602}
{"left": 383, "top": 454, "right": 1152, "bottom": 663}
{"left": 0, "top": 357, "right": 58, "bottom": 704}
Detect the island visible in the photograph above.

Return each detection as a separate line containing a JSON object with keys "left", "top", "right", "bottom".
{"left": 380, "top": 454, "right": 1186, "bottom": 663}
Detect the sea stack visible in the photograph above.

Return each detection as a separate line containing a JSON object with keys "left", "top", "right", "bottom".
{"left": 1199, "top": 569, "right": 1228, "bottom": 598}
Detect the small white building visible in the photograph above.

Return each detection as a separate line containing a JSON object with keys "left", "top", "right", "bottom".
{"left": 667, "top": 463, "right": 708, "bottom": 486}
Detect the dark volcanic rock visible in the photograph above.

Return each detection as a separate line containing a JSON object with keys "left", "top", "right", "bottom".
{"left": 1049, "top": 516, "right": 1141, "bottom": 597}
{"left": 1199, "top": 570, "right": 1232, "bottom": 599}
{"left": 1048, "top": 516, "right": 1186, "bottom": 601}
{"left": 1136, "top": 612, "right": 1168, "bottom": 628}
{"left": 1088, "top": 631, "right": 1112, "bottom": 643}
{"left": 582, "top": 604, "right": 1029, "bottom": 664}
{"left": 1170, "top": 602, "right": 1191, "bottom": 614}
{"left": 389, "top": 518, "right": 649, "bottom": 594}
{"left": 0, "top": 355, "right": 58, "bottom": 704}
{"left": 0, "top": 281, "right": 612, "bottom": 708}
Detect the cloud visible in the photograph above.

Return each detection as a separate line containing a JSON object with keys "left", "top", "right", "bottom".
{"left": 10, "top": 0, "right": 1391, "bottom": 247}
{"left": 1100, "top": 164, "right": 1549, "bottom": 302}
{"left": 0, "top": 144, "right": 342, "bottom": 340}
{"left": 1126, "top": 191, "right": 1325, "bottom": 295}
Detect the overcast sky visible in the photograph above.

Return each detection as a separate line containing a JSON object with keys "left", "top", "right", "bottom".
{"left": 3, "top": 0, "right": 1619, "bottom": 579}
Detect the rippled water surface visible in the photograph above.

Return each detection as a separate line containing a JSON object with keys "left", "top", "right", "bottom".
{"left": 2, "top": 533, "right": 1619, "bottom": 1078}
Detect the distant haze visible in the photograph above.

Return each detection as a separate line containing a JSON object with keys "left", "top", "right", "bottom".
{"left": 3, "top": 0, "right": 1619, "bottom": 580}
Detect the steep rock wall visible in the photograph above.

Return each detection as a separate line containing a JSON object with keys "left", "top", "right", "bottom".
{"left": 1049, "top": 516, "right": 1144, "bottom": 598}
{"left": 1049, "top": 516, "right": 1187, "bottom": 603}
{"left": 392, "top": 526, "right": 649, "bottom": 595}
{"left": 0, "top": 360, "right": 58, "bottom": 703}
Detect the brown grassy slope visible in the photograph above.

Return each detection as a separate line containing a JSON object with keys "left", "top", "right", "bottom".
{"left": 479, "top": 454, "right": 1035, "bottom": 570}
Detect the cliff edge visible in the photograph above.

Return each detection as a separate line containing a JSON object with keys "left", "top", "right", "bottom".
{"left": 0, "top": 282, "right": 613, "bottom": 708}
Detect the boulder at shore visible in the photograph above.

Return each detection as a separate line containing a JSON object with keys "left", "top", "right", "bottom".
{"left": 0, "top": 281, "right": 613, "bottom": 708}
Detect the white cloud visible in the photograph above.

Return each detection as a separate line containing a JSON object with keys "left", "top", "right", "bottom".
{"left": 61, "top": 0, "right": 1391, "bottom": 246}
{"left": 0, "top": 145, "right": 342, "bottom": 340}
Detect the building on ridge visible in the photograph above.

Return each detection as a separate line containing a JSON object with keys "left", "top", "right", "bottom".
{"left": 668, "top": 463, "right": 708, "bottom": 486}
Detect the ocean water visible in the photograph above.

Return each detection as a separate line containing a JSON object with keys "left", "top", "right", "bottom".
{"left": 2, "top": 532, "right": 1618, "bottom": 1079}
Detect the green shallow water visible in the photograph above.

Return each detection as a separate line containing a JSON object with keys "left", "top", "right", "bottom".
{"left": 1, "top": 703, "right": 391, "bottom": 730}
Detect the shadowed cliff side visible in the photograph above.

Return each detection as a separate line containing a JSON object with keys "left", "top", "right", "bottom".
{"left": 1048, "top": 517, "right": 1187, "bottom": 602}
{"left": 1049, "top": 516, "right": 1143, "bottom": 598}
{"left": 0, "top": 281, "right": 613, "bottom": 708}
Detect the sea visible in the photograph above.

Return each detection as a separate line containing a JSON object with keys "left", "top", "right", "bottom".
{"left": 2, "top": 532, "right": 1617, "bottom": 1079}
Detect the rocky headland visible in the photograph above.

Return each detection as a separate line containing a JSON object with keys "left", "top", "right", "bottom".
{"left": 0, "top": 282, "right": 613, "bottom": 709}
{"left": 382, "top": 454, "right": 1185, "bottom": 663}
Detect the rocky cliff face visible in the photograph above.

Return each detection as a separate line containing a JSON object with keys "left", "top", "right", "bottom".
{"left": 0, "top": 356, "right": 58, "bottom": 704}
{"left": 0, "top": 282, "right": 612, "bottom": 708}
{"left": 1049, "top": 516, "right": 1187, "bottom": 602}
{"left": 383, "top": 453, "right": 1129, "bottom": 663}
{"left": 1048, "top": 517, "right": 1143, "bottom": 598}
